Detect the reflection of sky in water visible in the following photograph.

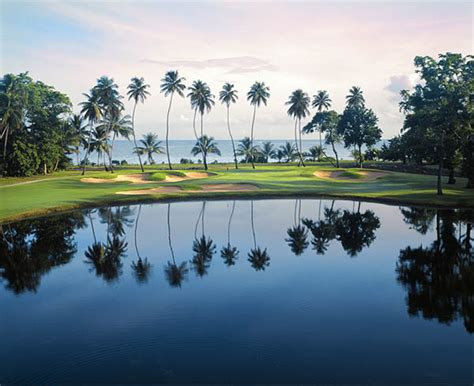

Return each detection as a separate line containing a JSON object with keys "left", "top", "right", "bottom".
{"left": 0, "top": 199, "right": 472, "bottom": 384}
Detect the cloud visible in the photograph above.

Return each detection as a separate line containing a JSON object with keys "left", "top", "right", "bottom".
{"left": 385, "top": 75, "right": 413, "bottom": 100}
{"left": 142, "top": 56, "right": 278, "bottom": 74}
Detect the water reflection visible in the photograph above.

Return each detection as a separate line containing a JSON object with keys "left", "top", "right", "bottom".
{"left": 396, "top": 208, "right": 474, "bottom": 333}
{"left": 1, "top": 199, "right": 472, "bottom": 334}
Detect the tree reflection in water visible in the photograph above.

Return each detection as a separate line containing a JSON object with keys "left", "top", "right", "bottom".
{"left": 285, "top": 199, "right": 309, "bottom": 256}
{"left": 191, "top": 201, "right": 216, "bottom": 277}
{"left": 164, "top": 203, "right": 188, "bottom": 288}
{"left": 220, "top": 201, "right": 239, "bottom": 266}
{"left": 0, "top": 212, "right": 85, "bottom": 294}
{"left": 84, "top": 207, "right": 132, "bottom": 283}
{"left": 396, "top": 208, "right": 474, "bottom": 333}
{"left": 131, "top": 205, "right": 152, "bottom": 284}
{"left": 303, "top": 201, "right": 380, "bottom": 257}
{"left": 248, "top": 201, "right": 270, "bottom": 271}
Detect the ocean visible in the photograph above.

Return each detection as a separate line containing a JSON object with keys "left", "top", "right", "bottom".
{"left": 77, "top": 139, "right": 386, "bottom": 166}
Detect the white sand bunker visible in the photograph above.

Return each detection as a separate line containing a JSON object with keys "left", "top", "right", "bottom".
{"left": 116, "top": 183, "right": 258, "bottom": 196}
{"left": 313, "top": 170, "right": 388, "bottom": 181}
{"left": 164, "top": 172, "right": 212, "bottom": 182}
{"left": 81, "top": 173, "right": 154, "bottom": 184}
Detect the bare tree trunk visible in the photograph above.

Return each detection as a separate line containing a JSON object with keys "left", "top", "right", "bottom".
{"left": 165, "top": 93, "right": 174, "bottom": 170}
{"left": 227, "top": 105, "right": 238, "bottom": 169}
{"left": 250, "top": 105, "right": 256, "bottom": 169}
{"left": 447, "top": 167, "right": 456, "bottom": 184}
{"left": 358, "top": 144, "right": 363, "bottom": 168}
{"left": 131, "top": 101, "right": 144, "bottom": 172}
{"left": 331, "top": 140, "right": 339, "bottom": 168}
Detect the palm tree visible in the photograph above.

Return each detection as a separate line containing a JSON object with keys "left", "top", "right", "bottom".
{"left": 247, "top": 82, "right": 270, "bottom": 169}
{"left": 248, "top": 201, "right": 270, "bottom": 271}
{"left": 97, "top": 114, "right": 132, "bottom": 154}
{"left": 160, "top": 71, "right": 186, "bottom": 170}
{"left": 260, "top": 141, "right": 276, "bottom": 163}
{"left": 127, "top": 77, "right": 150, "bottom": 172}
{"left": 90, "top": 126, "right": 109, "bottom": 169}
{"left": 286, "top": 200, "right": 309, "bottom": 255}
{"left": 312, "top": 90, "right": 332, "bottom": 149}
{"left": 305, "top": 145, "right": 325, "bottom": 162}
{"left": 220, "top": 201, "right": 239, "bottom": 266}
{"left": 80, "top": 90, "right": 102, "bottom": 175}
{"left": 0, "top": 74, "right": 25, "bottom": 158}
{"left": 191, "top": 135, "right": 221, "bottom": 170}
{"left": 219, "top": 83, "right": 239, "bottom": 169}
{"left": 346, "top": 86, "right": 365, "bottom": 107}
{"left": 286, "top": 89, "right": 310, "bottom": 166}
{"left": 278, "top": 142, "right": 297, "bottom": 163}
{"left": 68, "top": 114, "right": 87, "bottom": 165}
{"left": 136, "top": 132, "right": 164, "bottom": 165}
{"left": 236, "top": 137, "right": 261, "bottom": 164}
{"left": 191, "top": 202, "right": 216, "bottom": 277}
{"left": 93, "top": 76, "right": 124, "bottom": 172}
{"left": 164, "top": 203, "right": 188, "bottom": 288}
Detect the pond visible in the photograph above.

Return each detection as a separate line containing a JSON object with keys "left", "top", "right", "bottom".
{"left": 0, "top": 199, "right": 472, "bottom": 384}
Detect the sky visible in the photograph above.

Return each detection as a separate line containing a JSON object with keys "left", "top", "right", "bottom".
{"left": 1, "top": 0, "right": 472, "bottom": 140}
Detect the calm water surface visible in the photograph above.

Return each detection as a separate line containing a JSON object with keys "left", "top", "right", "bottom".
{"left": 0, "top": 199, "right": 472, "bottom": 384}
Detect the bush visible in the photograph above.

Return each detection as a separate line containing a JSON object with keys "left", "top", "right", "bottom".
{"left": 7, "top": 140, "right": 41, "bottom": 176}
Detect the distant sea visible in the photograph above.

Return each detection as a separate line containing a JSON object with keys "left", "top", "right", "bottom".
{"left": 77, "top": 139, "right": 387, "bottom": 166}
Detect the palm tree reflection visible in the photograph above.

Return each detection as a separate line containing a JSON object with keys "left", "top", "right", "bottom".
{"left": 131, "top": 205, "right": 152, "bottom": 284}
{"left": 220, "top": 201, "right": 239, "bottom": 266}
{"left": 164, "top": 203, "right": 188, "bottom": 288}
{"left": 285, "top": 199, "right": 309, "bottom": 256}
{"left": 303, "top": 201, "right": 339, "bottom": 254}
{"left": 191, "top": 202, "right": 216, "bottom": 277}
{"left": 248, "top": 201, "right": 270, "bottom": 271}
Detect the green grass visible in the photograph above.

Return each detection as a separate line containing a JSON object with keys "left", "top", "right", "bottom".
{"left": 339, "top": 170, "right": 365, "bottom": 179}
{"left": 1, "top": 164, "right": 473, "bottom": 223}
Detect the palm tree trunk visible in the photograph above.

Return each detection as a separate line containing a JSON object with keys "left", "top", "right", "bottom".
{"left": 81, "top": 122, "right": 93, "bottom": 175}
{"left": 294, "top": 120, "right": 300, "bottom": 166}
{"left": 437, "top": 158, "right": 443, "bottom": 195}
{"left": 89, "top": 212, "right": 97, "bottom": 243}
{"left": 167, "top": 203, "right": 176, "bottom": 265}
{"left": 250, "top": 105, "right": 256, "bottom": 169}
{"left": 250, "top": 201, "right": 256, "bottom": 248}
{"left": 331, "top": 140, "right": 339, "bottom": 168}
{"left": 132, "top": 101, "right": 144, "bottom": 172}
{"left": 227, "top": 201, "right": 236, "bottom": 246}
{"left": 3, "top": 128, "right": 9, "bottom": 158}
{"left": 134, "top": 205, "right": 142, "bottom": 260}
{"left": 358, "top": 144, "right": 363, "bottom": 168}
{"left": 165, "top": 93, "right": 174, "bottom": 170}
{"left": 227, "top": 105, "right": 238, "bottom": 169}
{"left": 298, "top": 119, "right": 305, "bottom": 167}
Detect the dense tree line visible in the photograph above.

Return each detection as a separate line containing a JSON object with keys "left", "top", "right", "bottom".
{"left": 380, "top": 53, "right": 473, "bottom": 193}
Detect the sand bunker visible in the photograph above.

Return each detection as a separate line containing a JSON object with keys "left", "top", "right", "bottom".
{"left": 116, "top": 183, "right": 258, "bottom": 196}
{"left": 164, "top": 172, "right": 211, "bottom": 182}
{"left": 313, "top": 170, "right": 388, "bottom": 181}
{"left": 81, "top": 173, "right": 154, "bottom": 184}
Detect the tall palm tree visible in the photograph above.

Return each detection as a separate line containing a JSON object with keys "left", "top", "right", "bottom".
{"left": 93, "top": 76, "right": 123, "bottom": 172}
{"left": 247, "top": 82, "right": 270, "bottom": 169}
{"left": 191, "top": 135, "right": 221, "bottom": 170}
{"left": 79, "top": 90, "right": 102, "bottom": 175}
{"left": 0, "top": 74, "right": 24, "bottom": 158}
{"left": 219, "top": 83, "right": 239, "bottom": 169}
{"left": 220, "top": 201, "right": 239, "bottom": 266}
{"left": 346, "top": 86, "right": 365, "bottom": 107}
{"left": 191, "top": 202, "right": 216, "bottom": 277}
{"left": 286, "top": 89, "right": 310, "bottom": 166}
{"left": 164, "top": 203, "right": 188, "bottom": 288}
{"left": 97, "top": 114, "right": 132, "bottom": 154}
{"left": 312, "top": 90, "right": 332, "bottom": 149}
{"left": 136, "top": 132, "right": 164, "bottom": 165}
{"left": 286, "top": 199, "right": 309, "bottom": 255}
{"left": 160, "top": 71, "right": 186, "bottom": 170}
{"left": 127, "top": 77, "right": 150, "bottom": 172}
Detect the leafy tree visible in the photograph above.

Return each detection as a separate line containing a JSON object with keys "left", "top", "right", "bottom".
{"left": 191, "top": 135, "right": 221, "bottom": 170}
{"left": 247, "top": 82, "right": 270, "bottom": 169}
{"left": 127, "top": 77, "right": 150, "bottom": 172}
{"left": 337, "top": 96, "right": 381, "bottom": 167}
{"left": 136, "top": 132, "right": 164, "bottom": 164}
{"left": 286, "top": 89, "right": 310, "bottom": 166}
{"left": 219, "top": 83, "right": 239, "bottom": 169}
{"left": 160, "top": 71, "right": 186, "bottom": 170}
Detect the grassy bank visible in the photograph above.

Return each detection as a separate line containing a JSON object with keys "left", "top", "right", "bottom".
{"left": 1, "top": 163, "right": 473, "bottom": 223}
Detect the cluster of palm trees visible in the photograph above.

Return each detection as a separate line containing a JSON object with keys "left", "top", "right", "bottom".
{"left": 75, "top": 72, "right": 368, "bottom": 173}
